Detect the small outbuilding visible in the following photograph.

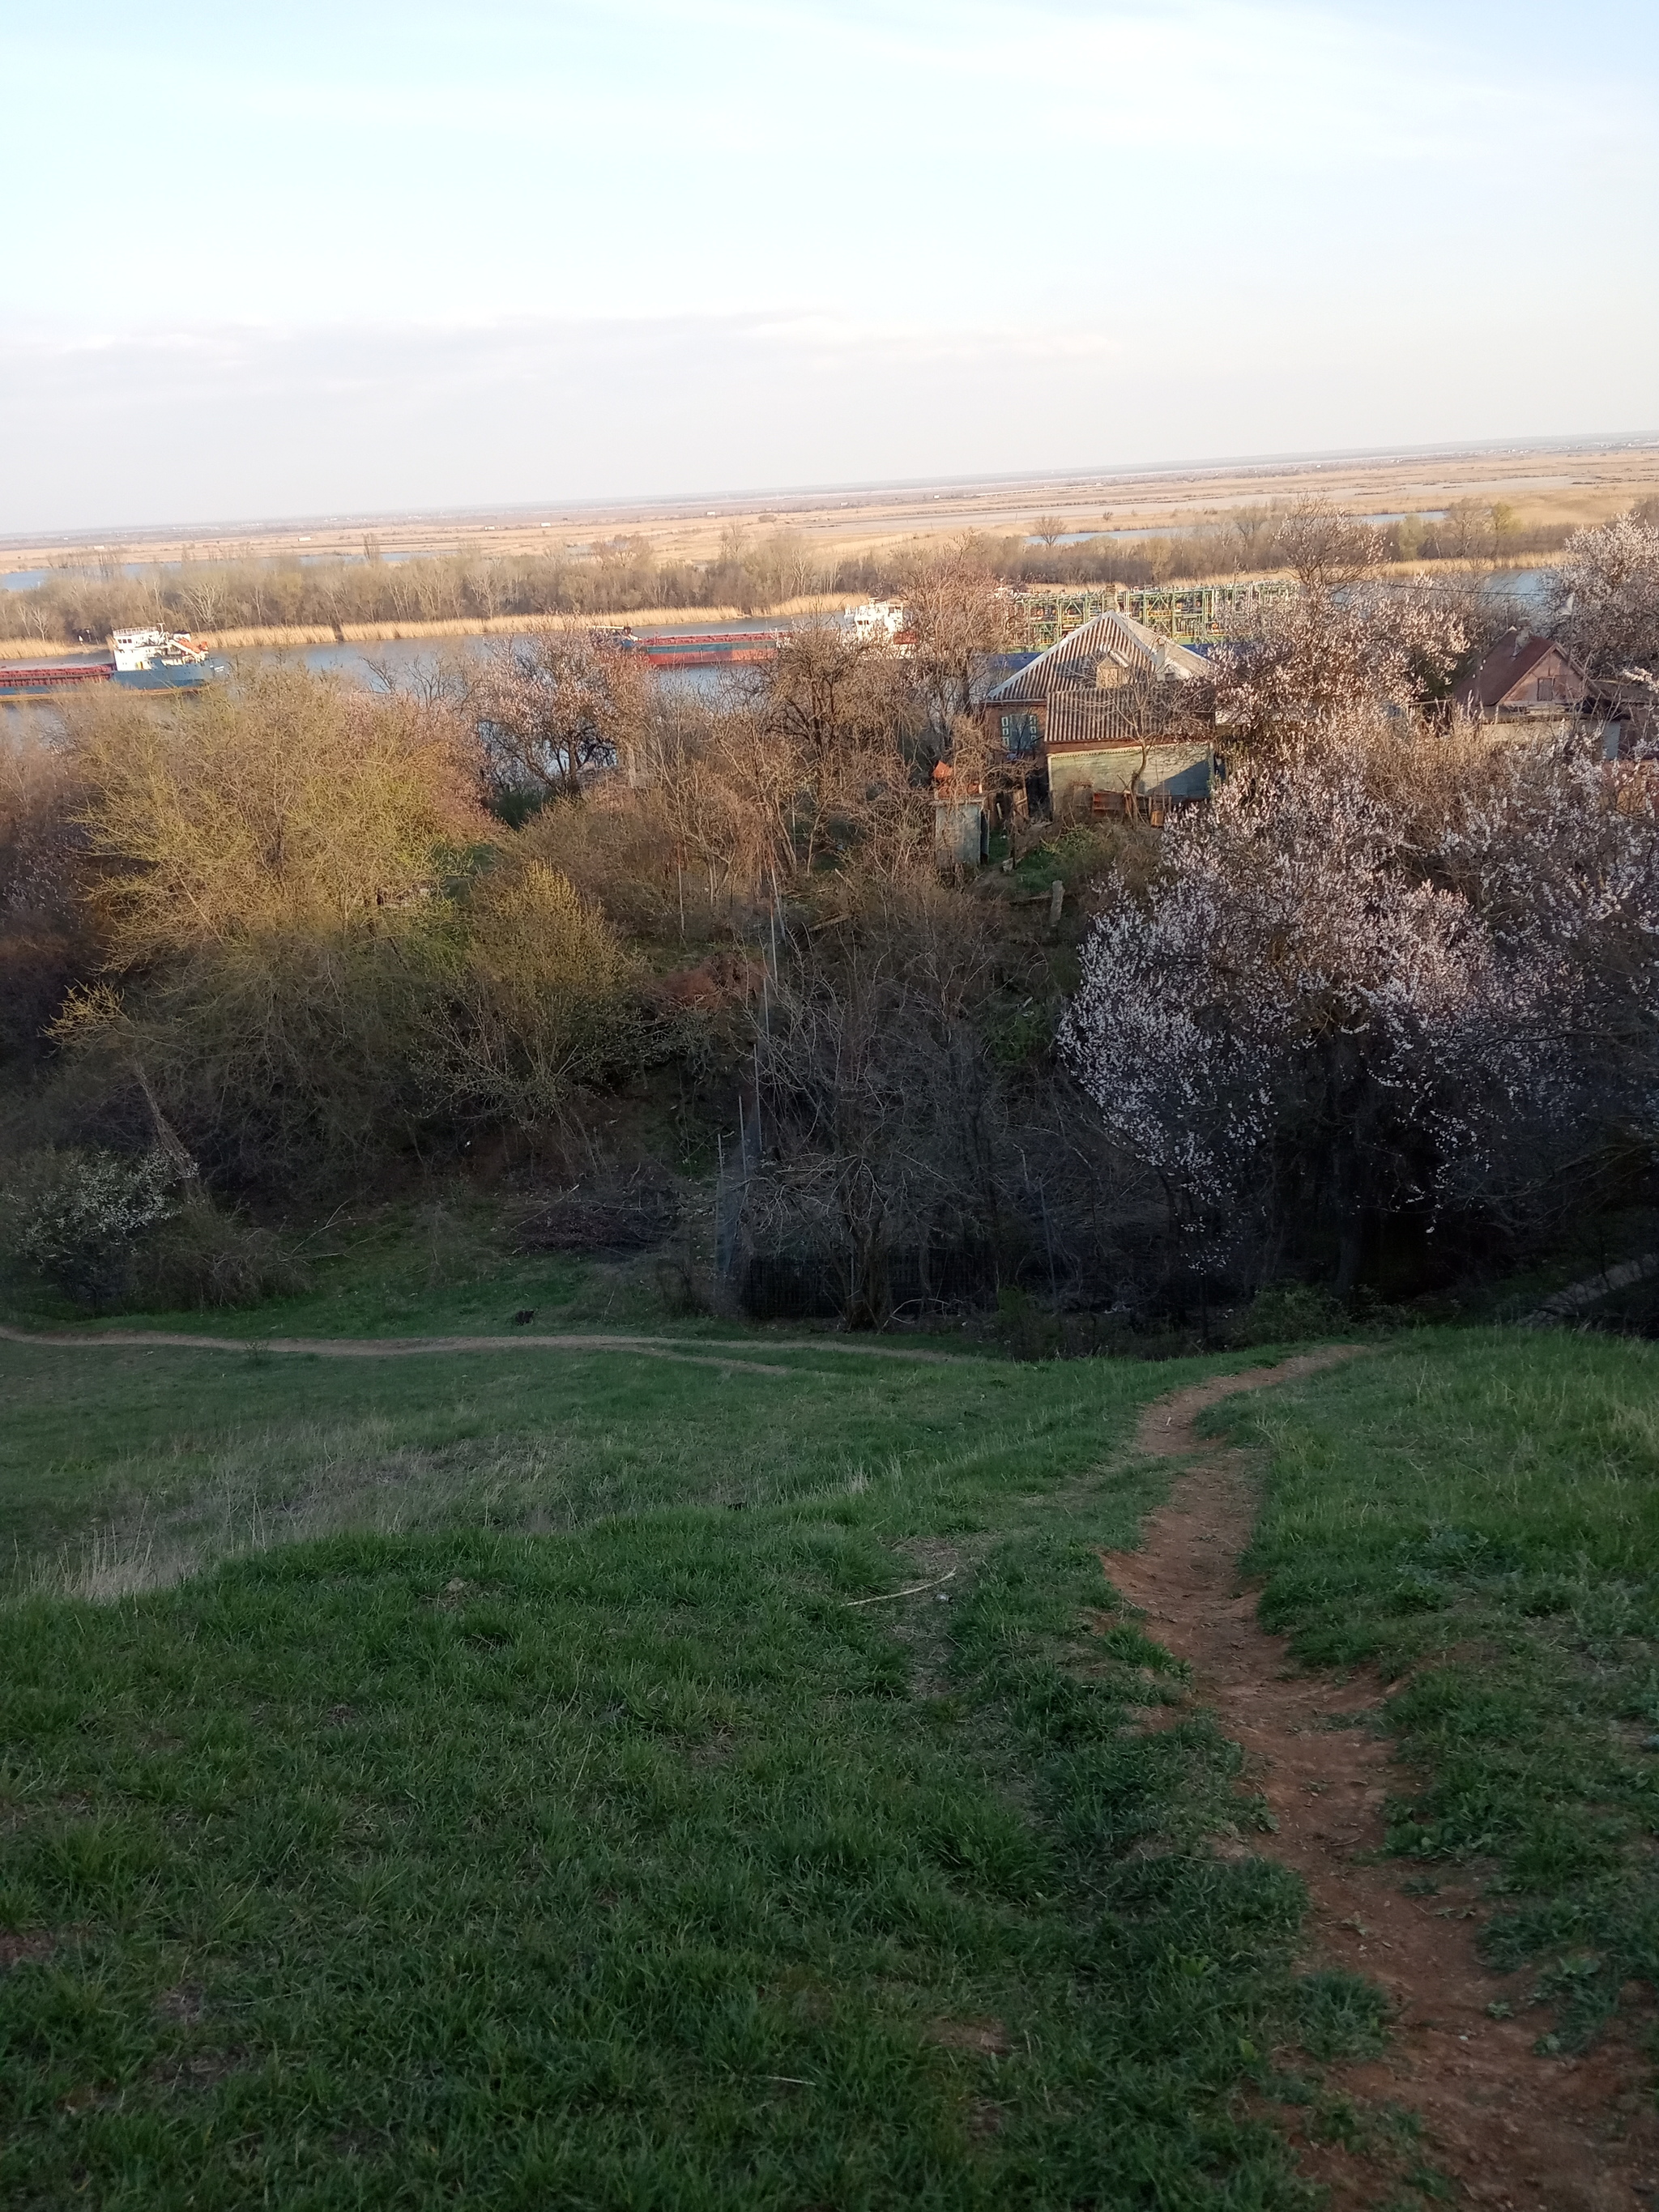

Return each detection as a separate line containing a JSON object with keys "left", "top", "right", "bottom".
{"left": 980, "top": 608, "right": 1215, "bottom": 816}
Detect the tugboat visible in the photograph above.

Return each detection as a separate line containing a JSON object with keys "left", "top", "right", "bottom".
{"left": 0, "top": 629, "right": 227, "bottom": 700}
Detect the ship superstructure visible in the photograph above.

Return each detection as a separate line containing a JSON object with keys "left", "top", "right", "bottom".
{"left": 111, "top": 628, "right": 211, "bottom": 673}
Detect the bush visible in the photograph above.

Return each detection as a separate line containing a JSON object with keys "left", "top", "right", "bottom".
{"left": 512, "top": 1168, "right": 680, "bottom": 1255}
{"left": 0, "top": 1148, "right": 306, "bottom": 1314}
{"left": 1, "top": 1148, "right": 181, "bottom": 1310}
{"left": 130, "top": 1204, "right": 309, "bottom": 1311}
{"left": 418, "top": 858, "right": 646, "bottom": 1135}
{"left": 1226, "top": 1282, "right": 1350, "bottom": 1345}
{"left": 56, "top": 671, "right": 485, "bottom": 1188}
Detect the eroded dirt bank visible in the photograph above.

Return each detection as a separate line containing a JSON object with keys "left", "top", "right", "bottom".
{"left": 1105, "top": 1353, "right": 1658, "bottom": 2211}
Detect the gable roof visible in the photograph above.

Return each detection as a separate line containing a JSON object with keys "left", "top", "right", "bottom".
{"left": 985, "top": 609, "right": 1210, "bottom": 708}
{"left": 1452, "top": 628, "right": 1584, "bottom": 713}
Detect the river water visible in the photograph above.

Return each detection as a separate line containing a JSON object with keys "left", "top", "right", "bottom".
{"left": 260, "top": 572, "right": 1553, "bottom": 692}
{"left": 2, "top": 578, "right": 1554, "bottom": 726}
{"left": 242, "top": 615, "right": 795, "bottom": 696}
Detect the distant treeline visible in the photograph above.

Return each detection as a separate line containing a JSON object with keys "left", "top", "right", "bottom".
{"left": 1007, "top": 501, "right": 1576, "bottom": 590}
{"left": 4, "top": 501, "right": 1578, "bottom": 645}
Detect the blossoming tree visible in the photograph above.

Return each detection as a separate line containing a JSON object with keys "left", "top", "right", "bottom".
{"left": 1062, "top": 718, "right": 1658, "bottom": 1295}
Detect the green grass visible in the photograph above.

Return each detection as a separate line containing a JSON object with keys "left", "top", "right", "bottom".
{"left": 0, "top": 1327, "right": 1205, "bottom": 1595}
{"left": 1221, "top": 1328, "right": 1659, "bottom": 2048}
{"left": 2, "top": 1187, "right": 734, "bottom": 1345}
{"left": 2, "top": 1299, "right": 1326, "bottom": 2210}
{"left": 9, "top": 1269, "right": 1658, "bottom": 2206}
{"left": 103, "top": 1192, "right": 635, "bottom": 1342}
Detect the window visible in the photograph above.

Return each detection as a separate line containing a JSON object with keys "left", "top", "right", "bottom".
{"left": 1001, "top": 711, "right": 1040, "bottom": 757}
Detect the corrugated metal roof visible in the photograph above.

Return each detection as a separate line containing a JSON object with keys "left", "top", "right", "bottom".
{"left": 985, "top": 609, "right": 1211, "bottom": 706}
{"left": 1042, "top": 687, "right": 1204, "bottom": 749}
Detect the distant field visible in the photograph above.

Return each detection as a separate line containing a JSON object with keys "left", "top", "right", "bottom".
{"left": 194, "top": 598, "right": 858, "bottom": 653}
{"left": 5, "top": 437, "right": 1655, "bottom": 590}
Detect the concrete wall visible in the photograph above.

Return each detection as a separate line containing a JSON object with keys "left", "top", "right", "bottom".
{"left": 1046, "top": 741, "right": 1212, "bottom": 806}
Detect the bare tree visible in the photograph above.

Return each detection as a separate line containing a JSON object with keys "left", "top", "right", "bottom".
{"left": 473, "top": 627, "right": 652, "bottom": 803}
{"left": 1272, "top": 499, "right": 1388, "bottom": 595}
{"left": 747, "top": 622, "right": 919, "bottom": 876}
{"left": 740, "top": 882, "right": 1017, "bottom": 1326}
{"left": 180, "top": 567, "right": 232, "bottom": 636}
{"left": 898, "top": 546, "right": 1013, "bottom": 761}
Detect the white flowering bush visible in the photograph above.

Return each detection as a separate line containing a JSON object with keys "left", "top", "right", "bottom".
{"left": 1545, "top": 513, "right": 1659, "bottom": 678}
{"left": 1062, "top": 720, "right": 1659, "bottom": 1293}
{"left": 1212, "top": 577, "right": 1473, "bottom": 750}
{"left": 2, "top": 1149, "right": 181, "bottom": 1311}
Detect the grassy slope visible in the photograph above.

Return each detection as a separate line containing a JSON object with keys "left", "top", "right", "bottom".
{"left": 1222, "top": 1329, "right": 1659, "bottom": 2048}
{"left": 11, "top": 1297, "right": 1659, "bottom": 2206}
{"left": 6, "top": 1194, "right": 647, "bottom": 1345}
{"left": 0, "top": 1328, "right": 1147, "bottom": 1592}
{"left": 9, "top": 1190, "right": 983, "bottom": 1350}
{"left": 2, "top": 1315, "right": 1325, "bottom": 2211}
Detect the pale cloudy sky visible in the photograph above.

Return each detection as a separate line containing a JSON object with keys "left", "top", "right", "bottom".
{"left": 2, "top": 0, "right": 1656, "bottom": 532}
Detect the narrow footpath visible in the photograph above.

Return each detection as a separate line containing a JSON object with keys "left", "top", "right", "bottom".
{"left": 1106, "top": 1354, "right": 1659, "bottom": 2212}
{"left": 0, "top": 1323, "right": 963, "bottom": 1376}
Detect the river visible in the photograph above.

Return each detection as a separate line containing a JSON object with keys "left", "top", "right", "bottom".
{"left": 258, "top": 625, "right": 777, "bottom": 701}
{"left": 2, "top": 577, "right": 1555, "bottom": 725}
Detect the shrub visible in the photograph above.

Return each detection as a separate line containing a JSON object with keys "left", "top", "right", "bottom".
{"left": 418, "top": 857, "right": 646, "bottom": 1136}
{"left": 2, "top": 1148, "right": 181, "bottom": 1310}
{"left": 130, "top": 1204, "right": 309, "bottom": 1311}
{"left": 53, "top": 671, "right": 485, "bottom": 1187}
{"left": 1226, "top": 1283, "right": 1349, "bottom": 1345}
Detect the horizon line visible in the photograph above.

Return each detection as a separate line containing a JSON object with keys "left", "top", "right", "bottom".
{"left": 4, "top": 428, "right": 1655, "bottom": 557}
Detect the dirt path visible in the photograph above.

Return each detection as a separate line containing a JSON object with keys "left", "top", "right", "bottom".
{"left": 1104, "top": 1353, "right": 1659, "bottom": 2212}
{"left": 0, "top": 1324, "right": 964, "bottom": 1376}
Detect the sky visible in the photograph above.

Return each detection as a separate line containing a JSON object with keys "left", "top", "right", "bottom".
{"left": 2, "top": 0, "right": 1657, "bottom": 534}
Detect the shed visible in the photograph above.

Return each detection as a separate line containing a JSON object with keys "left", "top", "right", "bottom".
{"left": 933, "top": 798, "right": 987, "bottom": 866}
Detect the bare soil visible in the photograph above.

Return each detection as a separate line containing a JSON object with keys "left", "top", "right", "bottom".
{"left": 1103, "top": 1353, "right": 1659, "bottom": 2211}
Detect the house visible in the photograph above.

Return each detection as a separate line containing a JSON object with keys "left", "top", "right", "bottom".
{"left": 1452, "top": 629, "right": 1587, "bottom": 720}
{"left": 1584, "top": 676, "right": 1658, "bottom": 760}
{"left": 980, "top": 608, "right": 1215, "bottom": 816}
{"left": 1449, "top": 627, "right": 1659, "bottom": 756}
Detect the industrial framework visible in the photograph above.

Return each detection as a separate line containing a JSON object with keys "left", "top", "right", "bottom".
{"left": 1013, "top": 580, "right": 1295, "bottom": 649}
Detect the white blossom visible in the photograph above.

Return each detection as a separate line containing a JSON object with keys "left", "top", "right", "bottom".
{"left": 1545, "top": 514, "right": 1659, "bottom": 677}
{"left": 1062, "top": 724, "right": 1658, "bottom": 1273}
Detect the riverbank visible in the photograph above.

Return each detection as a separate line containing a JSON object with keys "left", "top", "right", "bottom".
{"left": 0, "top": 566, "right": 1551, "bottom": 670}
{"left": 0, "top": 596, "right": 858, "bottom": 665}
